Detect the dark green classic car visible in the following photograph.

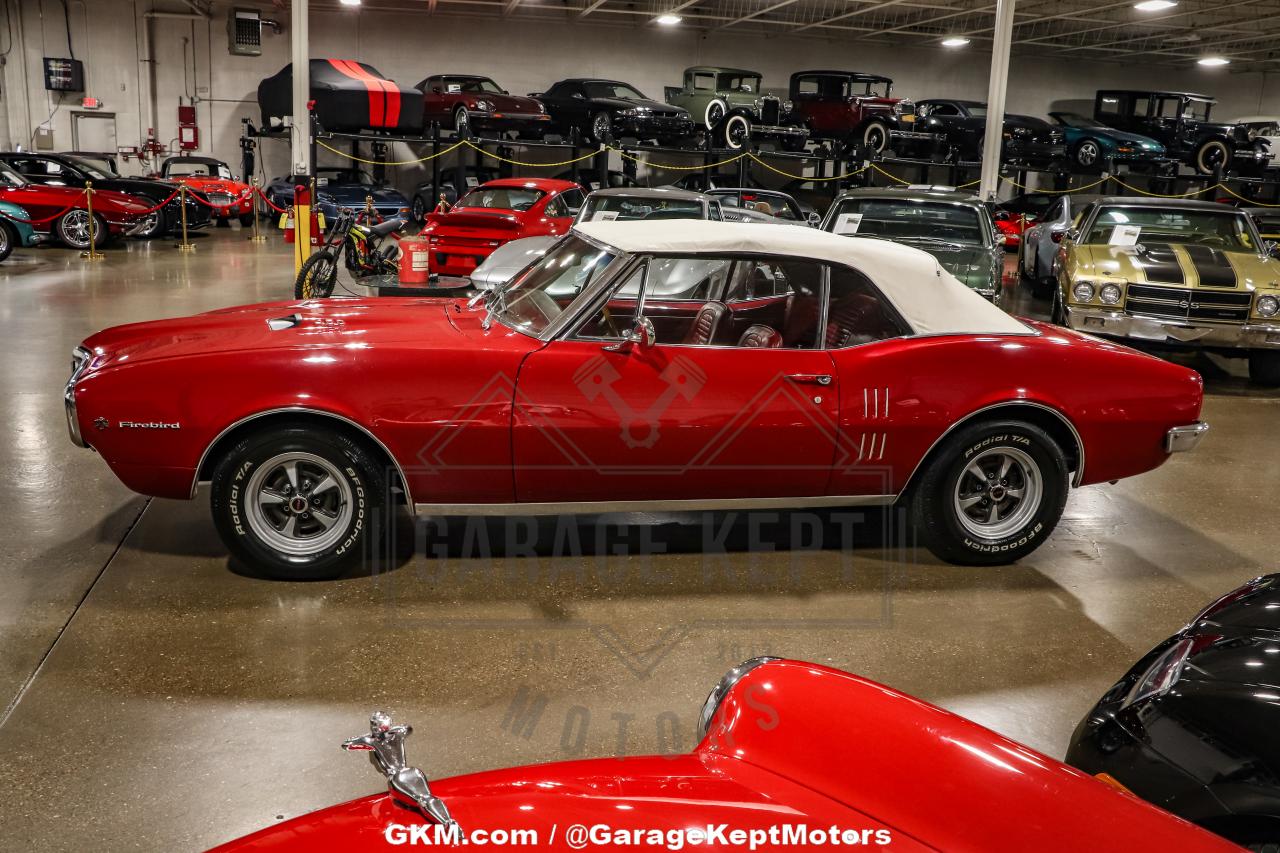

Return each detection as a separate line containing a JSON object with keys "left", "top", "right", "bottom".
{"left": 820, "top": 186, "right": 1004, "bottom": 303}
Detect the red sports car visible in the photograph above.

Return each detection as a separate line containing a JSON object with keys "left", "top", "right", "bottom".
{"left": 65, "top": 221, "right": 1205, "bottom": 579}
{"left": 158, "top": 156, "right": 255, "bottom": 226}
{"left": 419, "top": 178, "right": 583, "bottom": 277}
{"left": 993, "top": 208, "right": 1033, "bottom": 250}
{"left": 0, "top": 162, "right": 150, "bottom": 249}
{"left": 207, "top": 659, "right": 1238, "bottom": 852}
{"left": 419, "top": 74, "right": 552, "bottom": 139}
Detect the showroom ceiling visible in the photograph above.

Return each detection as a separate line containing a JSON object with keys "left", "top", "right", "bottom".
{"left": 302, "top": 0, "right": 1280, "bottom": 68}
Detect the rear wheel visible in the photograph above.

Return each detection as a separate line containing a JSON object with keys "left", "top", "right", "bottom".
{"left": 0, "top": 220, "right": 15, "bottom": 262}
{"left": 209, "top": 423, "right": 389, "bottom": 580}
{"left": 295, "top": 249, "right": 339, "bottom": 299}
{"left": 1250, "top": 351, "right": 1280, "bottom": 386}
{"left": 909, "top": 419, "right": 1068, "bottom": 565}
{"left": 411, "top": 194, "right": 427, "bottom": 222}
{"left": 723, "top": 115, "right": 751, "bottom": 150}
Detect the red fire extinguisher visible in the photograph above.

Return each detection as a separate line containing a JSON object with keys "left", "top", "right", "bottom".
{"left": 398, "top": 235, "right": 432, "bottom": 285}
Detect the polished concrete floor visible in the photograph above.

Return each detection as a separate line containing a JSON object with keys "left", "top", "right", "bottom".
{"left": 0, "top": 228, "right": 1276, "bottom": 851}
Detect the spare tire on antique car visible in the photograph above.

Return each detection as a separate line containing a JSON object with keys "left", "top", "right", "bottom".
{"left": 258, "top": 60, "right": 425, "bottom": 134}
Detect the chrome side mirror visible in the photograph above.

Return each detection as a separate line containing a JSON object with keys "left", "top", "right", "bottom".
{"left": 1066, "top": 228, "right": 1079, "bottom": 243}
{"left": 807, "top": 211, "right": 821, "bottom": 227}
{"left": 1267, "top": 240, "right": 1280, "bottom": 259}
{"left": 605, "top": 316, "right": 656, "bottom": 353}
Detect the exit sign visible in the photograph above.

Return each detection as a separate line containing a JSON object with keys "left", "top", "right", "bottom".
{"left": 80, "top": 96, "right": 102, "bottom": 110}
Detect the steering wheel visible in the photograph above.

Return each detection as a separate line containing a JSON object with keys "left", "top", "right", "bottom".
{"left": 601, "top": 304, "right": 622, "bottom": 337}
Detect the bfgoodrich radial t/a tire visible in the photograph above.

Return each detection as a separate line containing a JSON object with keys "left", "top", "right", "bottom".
{"left": 210, "top": 423, "right": 389, "bottom": 579}
{"left": 909, "top": 419, "right": 1068, "bottom": 565}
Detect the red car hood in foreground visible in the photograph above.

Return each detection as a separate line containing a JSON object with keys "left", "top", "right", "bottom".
{"left": 208, "top": 661, "right": 1237, "bottom": 852}
{"left": 80, "top": 298, "right": 463, "bottom": 369}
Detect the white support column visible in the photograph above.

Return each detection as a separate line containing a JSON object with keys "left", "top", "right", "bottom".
{"left": 290, "top": 0, "right": 311, "bottom": 176}
{"left": 978, "top": 0, "right": 1016, "bottom": 201}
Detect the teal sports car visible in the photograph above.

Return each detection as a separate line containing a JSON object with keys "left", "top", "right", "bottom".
{"left": 0, "top": 200, "right": 40, "bottom": 262}
{"left": 1048, "top": 112, "right": 1166, "bottom": 170}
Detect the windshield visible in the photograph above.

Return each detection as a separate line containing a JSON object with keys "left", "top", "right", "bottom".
{"left": 63, "top": 156, "right": 110, "bottom": 179}
{"left": 719, "top": 73, "right": 762, "bottom": 93}
{"left": 494, "top": 236, "right": 617, "bottom": 336}
{"left": 168, "top": 161, "right": 232, "bottom": 179}
{"left": 1084, "top": 206, "right": 1257, "bottom": 251}
{"left": 1054, "top": 112, "right": 1103, "bottom": 129}
{"left": 713, "top": 190, "right": 799, "bottom": 221}
{"left": 455, "top": 186, "right": 545, "bottom": 212}
{"left": 443, "top": 77, "right": 503, "bottom": 94}
{"left": 580, "top": 195, "right": 703, "bottom": 222}
{"left": 829, "top": 198, "right": 987, "bottom": 246}
{"left": 0, "top": 164, "right": 28, "bottom": 187}
{"left": 319, "top": 168, "right": 374, "bottom": 186}
{"left": 585, "top": 81, "right": 646, "bottom": 101}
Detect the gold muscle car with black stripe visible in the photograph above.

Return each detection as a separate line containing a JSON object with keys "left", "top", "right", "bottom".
{"left": 1055, "top": 197, "right": 1280, "bottom": 384}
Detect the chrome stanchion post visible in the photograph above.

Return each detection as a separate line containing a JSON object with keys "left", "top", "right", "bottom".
{"left": 249, "top": 179, "right": 267, "bottom": 243}
{"left": 80, "top": 181, "right": 104, "bottom": 262}
{"left": 176, "top": 184, "right": 195, "bottom": 253}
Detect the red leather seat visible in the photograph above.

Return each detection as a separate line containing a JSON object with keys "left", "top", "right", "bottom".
{"left": 683, "top": 301, "right": 728, "bottom": 345}
{"left": 737, "top": 324, "right": 783, "bottom": 348}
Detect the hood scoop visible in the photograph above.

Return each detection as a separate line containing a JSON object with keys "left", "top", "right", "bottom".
{"left": 267, "top": 314, "right": 301, "bottom": 331}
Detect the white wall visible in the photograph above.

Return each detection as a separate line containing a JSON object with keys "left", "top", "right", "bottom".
{"left": 2, "top": 0, "right": 1273, "bottom": 192}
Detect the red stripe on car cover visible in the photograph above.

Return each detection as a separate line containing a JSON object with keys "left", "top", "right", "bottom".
{"left": 327, "top": 59, "right": 384, "bottom": 127}
{"left": 328, "top": 59, "right": 399, "bottom": 128}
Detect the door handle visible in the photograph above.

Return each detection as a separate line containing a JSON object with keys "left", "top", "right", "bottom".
{"left": 787, "top": 373, "right": 832, "bottom": 386}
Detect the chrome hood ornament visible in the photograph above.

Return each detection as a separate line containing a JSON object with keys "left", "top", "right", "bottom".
{"left": 343, "top": 711, "right": 460, "bottom": 832}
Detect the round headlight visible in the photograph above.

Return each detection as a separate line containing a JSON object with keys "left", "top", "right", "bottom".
{"left": 1073, "top": 281, "right": 1096, "bottom": 302}
{"left": 474, "top": 100, "right": 493, "bottom": 112}
{"left": 1100, "top": 284, "right": 1122, "bottom": 305}
{"left": 1258, "top": 294, "right": 1280, "bottom": 317}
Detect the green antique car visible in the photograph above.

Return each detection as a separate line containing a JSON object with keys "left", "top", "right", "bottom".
{"left": 820, "top": 186, "right": 1005, "bottom": 304}
{"left": 0, "top": 200, "right": 41, "bottom": 262}
{"left": 664, "top": 66, "right": 808, "bottom": 151}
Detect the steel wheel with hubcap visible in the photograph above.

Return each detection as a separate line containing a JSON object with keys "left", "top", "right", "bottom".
{"left": 1196, "top": 139, "right": 1231, "bottom": 175}
{"left": 723, "top": 115, "right": 751, "bottom": 150}
{"left": 705, "top": 100, "right": 726, "bottom": 131}
{"left": 862, "top": 121, "right": 889, "bottom": 153}
{"left": 908, "top": 419, "right": 1068, "bottom": 565}
{"left": 209, "top": 423, "right": 391, "bottom": 579}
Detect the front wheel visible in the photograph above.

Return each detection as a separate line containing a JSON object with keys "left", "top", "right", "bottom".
{"left": 861, "top": 120, "right": 889, "bottom": 153}
{"left": 209, "top": 423, "right": 390, "bottom": 580}
{"left": 588, "top": 111, "right": 613, "bottom": 145}
{"left": 722, "top": 115, "right": 751, "bottom": 150}
{"left": 136, "top": 209, "right": 168, "bottom": 239}
{"left": 0, "top": 220, "right": 15, "bottom": 262}
{"left": 908, "top": 419, "right": 1068, "bottom": 565}
{"left": 1250, "top": 351, "right": 1280, "bottom": 385}
{"left": 295, "top": 249, "right": 339, "bottom": 299}
{"left": 56, "top": 209, "right": 107, "bottom": 250}
{"left": 1195, "top": 139, "right": 1231, "bottom": 175}
{"left": 1073, "top": 138, "right": 1102, "bottom": 169}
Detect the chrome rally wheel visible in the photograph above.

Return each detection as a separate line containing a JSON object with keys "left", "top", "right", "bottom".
{"left": 244, "top": 452, "right": 353, "bottom": 557}
{"left": 909, "top": 419, "right": 1068, "bottom": 565}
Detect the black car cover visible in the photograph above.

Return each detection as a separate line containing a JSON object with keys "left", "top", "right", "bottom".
{"left": 258, "top": 60, "right": 424, "bottom": 134}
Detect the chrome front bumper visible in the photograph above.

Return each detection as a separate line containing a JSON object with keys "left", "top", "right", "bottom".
{"left": 1166, "top": 422, "right": 1209, "bottom": 453}
{"left": 65, "top": 346, "right": 91, "bottom": 448}
{"left": 1066, "top": 306, "right": 1280, "bottom": 351}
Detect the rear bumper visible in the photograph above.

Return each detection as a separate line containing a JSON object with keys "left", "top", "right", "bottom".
{"left": 1065, "top": 305, "right": 1280, "bottom": 351}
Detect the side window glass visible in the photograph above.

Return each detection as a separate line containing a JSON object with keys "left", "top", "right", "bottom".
{"left": 646, "top": 256, "right": 733, "bottom": 302}
{"left": 825, "top": 266, "right": 907, "bottom": 349}
{"left": 560, "top": 188, "right": 583, "bottom": 214}
{"left": 760, "top": 260, "right": 823, "bottom": 348}
{"left": 575, "top": 264, "right": 643, "bottom": 341}
{"left": 545, "top": 195, "right": 567, "bottom": 218}
{"left": 708, "top": 201, "right": 722, "bottom": 221}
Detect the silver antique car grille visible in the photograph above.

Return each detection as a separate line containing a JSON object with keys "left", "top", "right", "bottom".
{"left": 1126, "top": 283, "right": 1252, "bottom": 323}
{"left": 208, "top": 192, "right": 234, "bottom": 206}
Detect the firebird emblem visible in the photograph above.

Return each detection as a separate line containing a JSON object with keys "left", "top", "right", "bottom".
{"left": 574, "top": 354, "right": 707, "bottom": 449}
{"left": 93, "top": 417, "right": 108, "bottom": 431}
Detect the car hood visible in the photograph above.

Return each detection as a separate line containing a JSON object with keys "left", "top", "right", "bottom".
{"left": 319, "top": 184, "right": 409, "bottom": 206}
{"left": 1071, "top": 242, "right": 1278, "bottom": 289}
{"left": 80, "top": 298, "right": 463, "bottom": 371}
{"left": 483, "top": 92, "right": 544, "bottom": 113}
{"left": 594, "top": 96, "right": 687, "bottom": 116}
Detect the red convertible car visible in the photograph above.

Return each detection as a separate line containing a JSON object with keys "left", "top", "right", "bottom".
{"left": 207, "top": 659, "right": 1237, "bottom": 851}
{"left": 158, "top": 156, "right": 255, "bottom": 226}
{"left": 0, "top": 162, "right": 150, "bottom": 249}
{"left": 418, "top": 177, "right": 583, "bottom": 277}
{"left": 66, "top": 221, "right": 1205, "bottom": 578}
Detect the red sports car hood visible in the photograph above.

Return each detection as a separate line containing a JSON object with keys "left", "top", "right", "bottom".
{"left": 81, "top": 298, "right": 464, "bottom": 370}
{"left": 0, "top": 184, "right": 150, "bottom": 214}
{"left": 175, "top": 176, "right": 250, "bottom": 195}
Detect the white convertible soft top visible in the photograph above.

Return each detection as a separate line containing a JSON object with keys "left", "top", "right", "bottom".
{"left": 574, "top": 220, "right": 1031, "bottom": 337}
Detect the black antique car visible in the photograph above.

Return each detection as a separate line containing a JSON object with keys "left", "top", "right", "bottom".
{"left": 1093, "top": 90, "right": 1269, "bottom": 175}
{"left": 0, "top": 152, "right": 210, "bottom": 238}
{"left": 915, "top": 99, "right": 1066, "bottom": 166}
{"left": 1067, "top": 573, "right": 1280, "bottom": 850}
{"left": 533, "top": 78, "right": 694, "bottom": 146}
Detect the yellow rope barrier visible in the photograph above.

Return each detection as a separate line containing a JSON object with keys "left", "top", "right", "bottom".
{"left": 1107, "top": 176, "right": 1218, "bottom": 198}
{"left": 751, "top": 154, "right": 870, "bottom": 181}
{"left": 465, "top": 139, "right": 603, "bottom": 168}
{"left": 315, "top": 137, "right": 467, "bottom": 165}
{"left": 997, "top": 174, "right": 1111, "bottom": 193}
{"left": 614, "top": 148, "right": 747, "bottom": 171}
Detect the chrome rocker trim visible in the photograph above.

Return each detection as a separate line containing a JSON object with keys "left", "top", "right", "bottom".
{"left": 1166, "top": 422, "right": 1209, "bottom": 454}
{"left": 414, "top": 494, "right": 896, "bottom": 516}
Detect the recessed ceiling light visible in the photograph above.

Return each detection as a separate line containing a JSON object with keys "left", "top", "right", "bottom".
{"left": 1197, "top": 56, "right": 1230, "bottom": 66}
{"left": 941, "top": 37, "right": 970, "bottom": 47}
{"left": 339, "top": 0, "right": 361, "bottom": 5}
{"left": 655, "top": 13, "right": 682, "bottom": 24}
{"left": 1134, "top": 0, "right": 1177, "bottom": 10}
